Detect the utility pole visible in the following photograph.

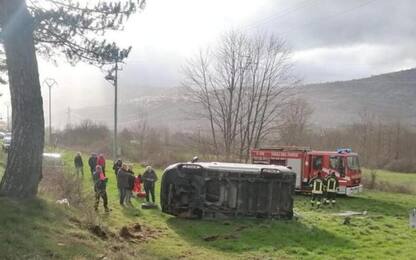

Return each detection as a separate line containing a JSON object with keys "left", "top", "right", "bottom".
{"left": 105, "top": 57, "right": 120, "bottom": 161}
{"left": 103, "top": 46, "right": 130, "bottom": 160}
{"left": 43, "top": 78, "right": 57, "bottom": 145}
{"left": 114, "top": 59, "right": 119, "bottom": 161}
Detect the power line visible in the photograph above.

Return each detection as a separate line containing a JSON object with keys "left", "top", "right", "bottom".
{"left": 245, "top": 0, "right": 321, "bottom": 31}
{"left": 279, "top": 0, "right": 379, "bottom": 35}
{"left": 244, "top": 0, "right": 378, "bottom": 35}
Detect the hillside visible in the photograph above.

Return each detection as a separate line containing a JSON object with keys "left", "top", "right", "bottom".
{"left": 67, "top": 68, "right": 416, "bottom": 131}
{"left": 70, "top": 87, "right": 202, "bottom": 132}
{"left": 297, "top": 68, "right": 416, "bottom": 127}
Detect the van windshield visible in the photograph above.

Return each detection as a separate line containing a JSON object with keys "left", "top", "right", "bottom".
{"left": 347, "top": 156, "right": 360, "bottom": 170}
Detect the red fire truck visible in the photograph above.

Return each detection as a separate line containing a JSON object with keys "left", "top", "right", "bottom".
{"left": 251, "top": 147, "right": 363, "bottom": 196}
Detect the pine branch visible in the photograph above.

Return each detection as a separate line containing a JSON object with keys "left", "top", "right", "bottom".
{"left": 27, "top": 0, "right": 144, "bottom": 66}
{"left": 0, "top": 46, "right": 6, "bottom": 84}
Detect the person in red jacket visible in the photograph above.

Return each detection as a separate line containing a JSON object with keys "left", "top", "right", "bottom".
{"left": 133, "top": 174, "right": 145, "bottom": 198}
{"left": 97, "top": 153, "right": 106, "bottom": 174}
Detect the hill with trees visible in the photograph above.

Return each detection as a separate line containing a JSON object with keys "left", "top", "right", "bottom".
{"left": 70, "top": 68, "right": 416, "bottom": 130}
{"left": 297, "top": 68, "right": 416, "bottom": 127}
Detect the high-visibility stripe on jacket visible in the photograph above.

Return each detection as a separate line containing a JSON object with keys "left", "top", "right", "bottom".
{"left": 312, "top": 179, "right": 323, "bottom": 194}
{"left": 327, "top": 177, "right": 338, "bottom": 192}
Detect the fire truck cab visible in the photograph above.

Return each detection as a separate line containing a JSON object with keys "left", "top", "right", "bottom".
{"left": 251, "top": 147, "right": 363, "bottom": 196}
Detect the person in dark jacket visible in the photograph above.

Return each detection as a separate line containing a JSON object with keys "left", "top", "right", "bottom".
{"left": 142, "top": 166, "right": 158, "bottom": 204}
{"left": 325, "top": 172, "right": 339, "bottom": 206}
{"left": 93, "top": 165, "right": 110, "bottom": 212}
{"left": 74, "top": 152, "right": 84, "bottom": 177}
{"left": 309, "top": 171, "right": 325, "bottom": 208}
{"left": 88, "top": 153, "right": 98, "bottom": 177}
{"left": 125, "top": 165, "right": 136, "bottom": 207}
{"left": 116, "top": 164, "right": 130, "bottom": 206}
{"left": 113, "top": 159, "right": 122, "bottom": 176}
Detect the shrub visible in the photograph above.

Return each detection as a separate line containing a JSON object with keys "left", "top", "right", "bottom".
{"left": 56, "top": 120, "right": 112, "bottom": 156}
{"left": 39, "top": 165, "right": 99, "bottom": 226}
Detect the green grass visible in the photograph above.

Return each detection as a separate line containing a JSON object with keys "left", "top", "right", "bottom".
{"left": 363, "top": 168, "right": 416, "bottom": 185}
{"left": 1, "top": 151, "right": 416, "bottom": 259}
{"left": 362, "top": 168, "right": 416, "bottom": 193}
{"left": 0, "top": 198, "right": 107, "bottom": 259}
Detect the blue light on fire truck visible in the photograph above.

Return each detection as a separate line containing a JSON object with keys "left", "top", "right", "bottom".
{"left": 337, "top": 148, "right": 352, "bottom": 153}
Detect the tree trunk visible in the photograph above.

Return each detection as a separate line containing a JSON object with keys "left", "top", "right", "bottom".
{"left": 0, "top": 0, "right": 45, "bottom": 198}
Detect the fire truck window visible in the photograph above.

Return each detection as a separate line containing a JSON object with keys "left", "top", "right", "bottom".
{"left": 338, "top": 158, "right": 345, "bottom": 177}
{"left": 347, "top": 156, "right": 360, "bottom": 170}
{"left": 330, "top": 156, "right": 339, "bottom": 169}
{"left": 312, "top": 156, "right": 323, "bottom": 170}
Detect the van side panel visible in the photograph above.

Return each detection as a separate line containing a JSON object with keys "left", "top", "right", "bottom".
{"left": 160, "top": 164, "right": 296, "bottom": 219}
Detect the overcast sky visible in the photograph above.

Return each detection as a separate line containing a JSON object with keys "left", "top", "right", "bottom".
{"left": 1, "top": 0, "right": 415, "bottom": 125}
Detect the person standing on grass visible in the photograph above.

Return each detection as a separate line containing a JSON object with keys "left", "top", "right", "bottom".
{"left": 143, "top": 166, "right": 158, "bottom": 204}
{"left": 74, "top": 152, "right": 84, "bottom": 177}
{"left": 125, "top": 165, "right": 136, "bottom": 207}
{"left": 113, "top": 159, "right": 122, "bottom": 176}
{"left": 309, "top": 171, "right": 325, "bottom": 208}
{"left": 93, "top": 165, "right": 110, "bottom": 212}
{"left": 97, "top": 154, "right": 106, "bottom": 174}
{"left": 325, "top": 172, "right": 339, "bottom": 206}
{"left": 117, "top": 163, "right": 130, "bottom": 207}
{"left": 88, "top": 153, "right": 98, "bottom": 177}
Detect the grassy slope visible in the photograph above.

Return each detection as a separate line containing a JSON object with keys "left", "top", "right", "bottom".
{"left": 1, "top": 150, "right": 416, "bottom": 259}
{"left": 362, "top": 168, "right": 416, "bottom": 193}
{"left": 0, "top": 198, "right": 106, "bottom": 259}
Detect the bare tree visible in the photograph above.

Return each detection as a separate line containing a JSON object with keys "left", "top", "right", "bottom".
{"left": 130, "top": 110, "right": 148, "bottom": 158}
{"left": 184, "top": 31, "right": 296, "bottom": 160}
{"left": 278, "top": 98, "right": 313, "bottom": 146}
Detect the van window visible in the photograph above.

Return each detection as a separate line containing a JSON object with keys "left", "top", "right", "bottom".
{"left": 205, "top": 180, "right": 220, "bottom": 202}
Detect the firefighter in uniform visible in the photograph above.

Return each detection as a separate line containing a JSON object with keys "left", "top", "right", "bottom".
{"left": 309, "top": 171, "right": 325, "bottom": 208}
{"left": 325, "top": 172, "right": 339, "bottom": 206}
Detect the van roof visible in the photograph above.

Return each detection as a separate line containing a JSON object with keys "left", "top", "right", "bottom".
{"left": 176, "top": 162, "right": 293, "bottom": 174}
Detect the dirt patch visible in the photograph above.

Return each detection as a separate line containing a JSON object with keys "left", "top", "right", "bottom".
{"left": 203, "top": 233, "right": 239, "bottom": 242}
{"left": 234, "top": 225, "right": 249, "bottom": 232}
{"left": 69, "top": 216, "right": 82, "bottom": 226}
{"left": 112, "top": 245, "right": 122, "bottom": 252}
{"left": 89, "top": 225, "right": 108, "bottom": 240}
{"left": 132, "top": 223, "right": 142, "bottom": 232}
{"left": 120, "top": 226, "right": 141, "bottom": 240}
{"left": 343, "top": 217, "right": 351, "bottom": 225}
{"left": 119, "top": 223, "right": 162, "bottom": 242}
{"left": 223, "top": 234, "right": 238, "bottom": 240}
{"left": 203, "top": 235, "right": 220, "bottom": 241}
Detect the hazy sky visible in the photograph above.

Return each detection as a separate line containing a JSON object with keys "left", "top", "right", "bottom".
{"left": 1, "top": 0, "right": 415, "bottom": 125}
